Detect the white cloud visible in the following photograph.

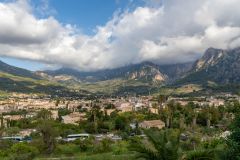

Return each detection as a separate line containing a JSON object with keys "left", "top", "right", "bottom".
{"left": 0, "top": 0, "right": 240, "bottom": 71}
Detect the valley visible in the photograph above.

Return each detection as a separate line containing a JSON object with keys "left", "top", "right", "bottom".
{"left": 1, "top": 47, "right": 240, "bottom": 97}
{"left": 1, "top": 0, "right": 240, "bottom": 159}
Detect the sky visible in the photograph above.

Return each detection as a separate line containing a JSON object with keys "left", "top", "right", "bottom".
{"left": 0, "top": 0, "right": 240, "bottom": 71}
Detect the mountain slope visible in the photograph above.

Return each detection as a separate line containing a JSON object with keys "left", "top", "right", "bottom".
{"left": 159, "top": 62, "right": 193, "bottom": 82}
{"left": 43, "top": 61, "right": 192, "bottom": 83}
{"left": 43, "top": 62, "right": 167, "bottom": 83}
{"left": 0, "top": 60, "right": 90, "bottom": 97}
{"left": 0, "top": 59, "right": 192, "bottom": 96}
{"left": 0, "top": 60, "right": 39, "bottom": 79}
{"left": 178, "top": 47, "right": 240, "bottom": 85}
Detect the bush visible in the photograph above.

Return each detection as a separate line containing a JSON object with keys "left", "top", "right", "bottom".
{"left": 113, "top": 141, "right": 128, "bottom": 155}
{"left": 0, "top": 140, "right": 14, "bottom": 150}
{"left": 75, "top": 138, "right": 95, "bottom": 152}
{"left": 183, "top": 149, "right": 216, "bottom": 160}
{"left": 30, "top": 139, "right": 45, "bottom": 153}
{"left": 93, "top": 138, "right": 113, "bottom": 153}
{"left": 9, "top": 143, "right": 39, "bottom": 160}
{"left": 55, "top": 144, "right": 79, "bottom": 156}
{"left": 0, "top": 150, "right": 8, "bottom": 158}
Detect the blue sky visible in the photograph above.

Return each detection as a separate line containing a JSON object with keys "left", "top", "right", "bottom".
{"left": 33, "top": 0, "right": 140, "bottom": 34}
{"left": 46, "top": 0, "right": 140, "bottom": 34}
{"left": 0, "top": 0, "right": 239, "bottom": 71}
{"left": 0, "top": 0, "right": 143, "bottom": 71}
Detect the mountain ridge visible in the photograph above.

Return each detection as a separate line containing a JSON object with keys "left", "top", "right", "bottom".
{"left": 0, "top": 60, "right": 40, "bottom": 79}
{"left": 178, "top": 47, "right": 240, "bottom": 85}
{"left": 41, "top": 61, "right": 193, "bottom": 83}
{"left": 1, "top": 46, "right": 240, "bottom": 96}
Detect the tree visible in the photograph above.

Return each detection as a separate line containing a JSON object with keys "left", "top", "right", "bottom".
{"left": 192, "top": 110, "right": 198, "bottom": 130}
{"left": 206, "top": 112, "right": 212, "bottom": 128}
{"left": 37, "top": 109, "right": 52, "bottom": 120}
{"left": 0, "top": 114, "right": 4, "bottom": 129}
{"left": 130, "top": 129, "right": 180, "bottom": 160}
{"left": 115, "top": 115, "right": 128, "bottom": 131}
{"left": 182, "top": 149, "right": 216, "bottom": 160}
{"left": 55, "top": 99, "right": 60, "bottom": 107}
{"left": 179, "top": 114, "right": 185, "bottom": 130}
{"left": 157, "top": 95, "right": 167, "bottom": 110}
{"left": 166, "top": 101, "right": 177, "bottom": 128}
{"left": 86, "top": 105, "right": 105, "bottom": 133}
{"left": 58, "top": 108, "right": 71, "bottom": 121}
{"left": 183, "top": 138, "right": 225, "bottom": 160}
{"left": 37, "top": 120, "right": 58, "bottom": 154}
{"left": 225, "top": 114, "right": 240, "bottom": 159}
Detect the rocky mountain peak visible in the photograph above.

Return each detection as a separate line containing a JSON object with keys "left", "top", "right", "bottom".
{"left": 194, "top": 47, "right": 226, "bottom": 71}
{"left": 179, "top": 47, "right": 240, "bottom": 85}
{"left": 127, "top": 62, "right": 167, "bottom": 82}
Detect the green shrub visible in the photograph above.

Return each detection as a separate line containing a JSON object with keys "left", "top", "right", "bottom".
{"left": 0, "top": 150, "right": 8, "bottom": 158}
{"left": 93, "top": 138, "right": 113, "bottom": 153}
{"left": 55, "top": 144, "right": 79, "bottom": 156}
{"left": 9, "top": 143, "right": 39, "bottom": 160}
{"left": 0, "top": 140, "right": 14, "bottom": 150}
{"left": 75, "top": 138, "right": 95, "bottom": 152}
{"left": 113, "top": 141, "right": 128, "bottom": 155}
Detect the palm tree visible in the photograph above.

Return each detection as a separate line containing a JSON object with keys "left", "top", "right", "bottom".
{"left": 191, "top": 110, "right": 198, "bottom": 130}
{"left": 207, "top": 113, "right": 212, "bottom": 128}
{"left": 37, "top": 109, "right": 52, "bottom": 120}
{"left": 0, "top": 114, "right": 4, "bottom": 129}
{"left": 167, "top": 101, "right": 177, "bottom": 128}
{"left": 179, "top": 114, "right": 185, "bottom": 130}
{"left": 86, "top": 104, "right": 104, "bottom": 133}
{"left": 165, "top": 110, "right": 171, "bottom": 128}
{"left": 130, "top": 129, "right": 180, "bottom": 160}
{"left": 157, "top": 95, "right": 166, "bottom": 110}
{"left": 182, "top": 149, "right": 216, "bottom": 160}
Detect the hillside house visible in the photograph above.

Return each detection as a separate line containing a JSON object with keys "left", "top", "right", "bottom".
{"left": 139, "top": 120, "right": 165, "bottom": 129}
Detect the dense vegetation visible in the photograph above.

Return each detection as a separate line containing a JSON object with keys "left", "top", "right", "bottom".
{"left": 0, "top": 98, "right": 239, "bottom": 159}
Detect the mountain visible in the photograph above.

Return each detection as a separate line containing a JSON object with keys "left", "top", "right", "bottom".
{"left": 0, "top": 59, "right": 192, "bottom": 96}
{"left": 0, "top": 60, "right": 88, "bottom": 97}
{"left": 2, "top": 46, "right": 240, "bottom": 96}
{"left": 0, "top": 60, "right": 39, "bottom": 79}
{"left": 43, "top": 62, "right": 166, "bottom": 82}
{"left": 178, "top": 47, "right": 240, "bottom": 85}
{"left": 42, "top": 61, "right": 192, "bottom": 83}
{"left": 159, "top": 62, "right": 193, "bottom": 82}
{"left": 38, "top": 62, "right": 193, "bottom": 96}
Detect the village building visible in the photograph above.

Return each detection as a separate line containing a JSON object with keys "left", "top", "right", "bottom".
{"left": 51, "top": 110, "right": 59, "bottom": 120}
{"left": 19, "top": 129, "right": 36, "bottom": 137}
{"left": 105, "top": 109, "right": 115, "bottom": 116}
{"left": 139, "top": 120, "right": 165, "bottom": 129}
{"left": 117, "top": 102, "right": 133, "bottom": 113}
{"left": 133, "top": 102, "right": 144, "bottom": 111}
{"left": 62, "top": 112, "right": 86, "bottom": 125}
{"left": 149, "top": 108, "right": 159, "bottom": 114}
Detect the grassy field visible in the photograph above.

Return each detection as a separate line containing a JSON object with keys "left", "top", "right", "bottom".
{"left": 0, "top": 90, "right": 9, "bottom": 99}
{"left": 154, "top": 84, "right": 203, "bottom": 96}
{"left": 69, "top": 78, "right": 153, "bottom": 94}
{"left": 0, "top": 72, "right": 61, "bottom": 86}
{"left": 35, "top": 153, "right": 135, "bottom": 160}
{"left": 0, "top": 71, "right": 76, "bottom": 96}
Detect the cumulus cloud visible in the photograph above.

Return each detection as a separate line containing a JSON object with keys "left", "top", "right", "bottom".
{"left": 0, "top": 0, "right": 240, "bottom": 71}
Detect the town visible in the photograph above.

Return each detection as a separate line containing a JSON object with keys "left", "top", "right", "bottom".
{"left": 0, "top": 92, "right": 239, "bottom": 140}
{"left": 0, "top": 91, "right": 240, "bottom": 159}
{"left": 1, "top": 0, "right": 240, "bottom": 159}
